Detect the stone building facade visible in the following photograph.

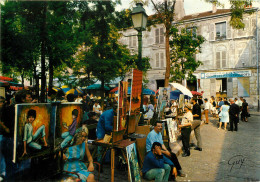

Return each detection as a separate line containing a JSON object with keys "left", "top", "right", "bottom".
{"left": 119, "top": 5, "right": 260, "bottom": 108}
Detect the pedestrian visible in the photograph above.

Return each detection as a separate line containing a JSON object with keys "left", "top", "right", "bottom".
{"left": 241, "top": 99, "right": 249, "bottom": 122}
{"left": 179, "top": 104, "right": 193, "bottom": 157}
{"left": 228, "top": 99, "right": 240, "bottom": 131}
{"left": 198, "top": 96, "right": 203, "bottom": 108}
{"left": 203, "top": 98, "right": 210, "bottom": 124}
{"left": 191, "top": 98, "right": 202, "bottom": 151}
{"left": 93, "top": 100, "right": 102, "bottom": 116}
{"left": 142, "top": 142, "right": 173, "bottom": 182}
{"left": 218, "top": 101, "right": 230, "bottom": 131}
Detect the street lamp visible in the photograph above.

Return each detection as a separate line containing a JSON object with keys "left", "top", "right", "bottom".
{"left": 131, "top": 3, "right": 148, "bottom": 115}
{"left": 131, "top": 3, "right": 148, "bottom": 62}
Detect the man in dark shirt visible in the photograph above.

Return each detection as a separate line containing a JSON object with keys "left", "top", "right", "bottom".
{"left": 142, "top": 142, "right": 173, "bottom": 181}
{"left": 229, "top": 99, "right": 240, "bottom": 131}
{"left": 198, "top": 96, "right": 203, "bottom": 107}
{"left": 191, "top": 98, "right": 202, "bottom": 151}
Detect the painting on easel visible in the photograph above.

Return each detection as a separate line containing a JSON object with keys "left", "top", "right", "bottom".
{"left": 13, "top": 103, "right": 54, "bottom": 163}
{"left": 166, "top": 118, "right": 177, "bottom": 143}
{"left": 117, "top": 81, "right": 128, "bottom": 131}
{"left": 128, "top": 69, "right": 142, "bottom": 134}
{"left": 55, "top": 103, "right": 84, "bottom": 150}
{"left": 126, "top": 143, "right": 141, "bottom": 182}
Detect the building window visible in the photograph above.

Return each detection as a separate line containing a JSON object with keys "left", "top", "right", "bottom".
{"left": 187, "top": 27, "right": 197, "bottom": 37}
{"left": 216, "top": 51, "right": 227, "bottom": 69}
{"left": 155, "top": 27, "right": 164, "bottom": 44}
{"left": 155, "top": 52, "right": 165, "bottom": 68}
{"left": 129, "top": 36, "right": 137, "bottom": 47}
{"left": 215, "top": 22, "right": 226, "bottom": 40}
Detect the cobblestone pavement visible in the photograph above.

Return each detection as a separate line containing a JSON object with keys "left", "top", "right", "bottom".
{"left": 93, "top": 112, "right": 260, "bottom": 181}
{"left": 176, "top": 112, "right": 260, "bottom": 182}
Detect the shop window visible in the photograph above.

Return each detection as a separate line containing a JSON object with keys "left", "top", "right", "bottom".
{"left": 216, "top": 78, "right": 227, "bottom": 93}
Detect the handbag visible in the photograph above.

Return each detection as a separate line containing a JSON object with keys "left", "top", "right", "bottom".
{"left": 247, "top": 113, "right": 251, "bottom": 117}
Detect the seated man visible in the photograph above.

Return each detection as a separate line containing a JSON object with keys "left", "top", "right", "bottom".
{"left": 146, "top": 121, "right": 185, "bottom": 178}
{"left": 142, "top": 142, "right": 172, "bottom": 182}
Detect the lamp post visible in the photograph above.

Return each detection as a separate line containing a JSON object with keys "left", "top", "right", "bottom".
{"left": 131, "top": 3, "right": 148, "bottom": 114}
{"left": 131, "top": 3, "right": 148, "bottom": 63}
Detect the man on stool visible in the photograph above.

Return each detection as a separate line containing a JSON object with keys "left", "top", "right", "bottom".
{"left": 142, "top": 142, "right": 173, "bottom": 181}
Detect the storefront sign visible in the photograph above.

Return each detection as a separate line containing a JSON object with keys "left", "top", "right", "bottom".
{"left": 201, "top": 70, "right": 251, "bottom": 79}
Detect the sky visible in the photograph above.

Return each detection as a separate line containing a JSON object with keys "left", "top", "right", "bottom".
{"left": 116, "top": 0, "right": 260, "bottom": 16}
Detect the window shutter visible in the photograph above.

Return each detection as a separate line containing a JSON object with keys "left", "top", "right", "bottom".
{"left": 222, "top": 51, "right": 226, "bottom": 68}
{"left": 129, "top": 37, "right": 132, "bottom": 47}
{"left": 156, "top": 53, "right": 159, "bottom": 67}
{"left": 133, "top": 36, "right": 137, "bottom": 47}
{"left": 160, "top": 28, "right": 164, "bottom": 43}
{"left": 252, "top": 18, "right": 256, "bottom": 36}
{"left": 155, "top": 29, "right": 159, "bottom": 44}
{"left": 216, "top": 52, "right": 221, "bottom": 68}
{"left": 160, "top": 53, "right": 164, "bottom": 68}
{"left": 227, "top": 22, "right": 231, "bottom": 39}
{"left": 210, "top": 24, "right": 214, "bottom": 41}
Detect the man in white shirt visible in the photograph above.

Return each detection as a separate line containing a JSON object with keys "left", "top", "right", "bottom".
{"left": 93, "top": 101, "right": 101, "bottom": 116}
{"left": 204, "top": 98, "right": 210, "bottom": 124}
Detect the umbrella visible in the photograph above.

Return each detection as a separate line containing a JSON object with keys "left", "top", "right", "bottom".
{"left": 169, "top": 83, "right": 193, "bottom": 98}
{"left": 87, "top": 84, "right": 110, "bottom": 91}
{"left": 115, "top": 87, "right": 155, "bottom": 95}
{"left": 191, "top": 91, "right": 202, "bottom": 96}
{"left": 110, "top": 87, "right": 118, "bottom": 93}
{"left": 62, "top": 88, "right": 84, "bottom": 96}
{"left": 170, "top": 90, "right": 190, "bottom": 100}
{"left": 0, "top": 80, "right": 9, "bottom": 86}
{"left": 53, "top": 87, "right": 62, "bottom": 92}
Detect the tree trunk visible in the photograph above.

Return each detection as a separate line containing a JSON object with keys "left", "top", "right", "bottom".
{"left": 101, "top": 78, "right": 105, "bottom": 111}
{"left": 48, "top": 55, "right": 54, "bottom": 91}
{"left": 40, "top": 3, "right": 47, "bottom": 103}
{"left": 164, "top": 25, "right": 171, "bottom": 87}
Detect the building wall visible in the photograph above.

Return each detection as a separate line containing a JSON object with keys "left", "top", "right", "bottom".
{"left": 119, "top": 9, "right": 260, "bottom": 109}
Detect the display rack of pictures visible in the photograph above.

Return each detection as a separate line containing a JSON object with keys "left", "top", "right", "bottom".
{"left": 128, "top": 69, "right": 143, "bottom": 134}
{"left": 157, "top": 87, "right": 171, "bottom": 118}
{"left": 166, "top": 118, "right": 178, "bottom": 143}
{"left": 126, "top": 143, "right": 141, "bottom": 182}
{"left": 179, "top": 94, "right": 185, "bottom": 110}
{"left": 13, "top": 103, "right": 84, "bottom": 163}
{"left": 116, "top": 81, "right": 128, "bottom": 131}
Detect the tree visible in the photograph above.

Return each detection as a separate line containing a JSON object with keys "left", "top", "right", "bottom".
{"left": 169, "top": 26, "right": 205, "bottom": 83}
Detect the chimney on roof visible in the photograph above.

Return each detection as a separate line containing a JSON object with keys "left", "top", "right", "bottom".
{"left": 212, "top": 3, "right": 217, "bottom": 13}
{"left": 174, "top": 0, "right": 185, "bottom": 20}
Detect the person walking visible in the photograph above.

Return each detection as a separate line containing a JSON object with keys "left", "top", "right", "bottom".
{"left": 203, "top": 98, "right": 210, "bottom": 124}
{"left": 241, "top": 99, "right": 249, "bottom": 122}
{"left": 229, "top": 99, "right": 240, "bottom": 131}
{"left": 218, "top": 101, "right": 230, "bottom": 131}
{"left": 191, "top": 98, "right": 202, "bottom": 151}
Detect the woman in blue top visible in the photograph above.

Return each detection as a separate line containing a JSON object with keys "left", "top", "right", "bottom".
{"left": 218, "top": 101, "right": 230, "bottom": 131}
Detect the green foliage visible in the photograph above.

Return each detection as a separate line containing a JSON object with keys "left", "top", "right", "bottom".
{"left": 229, "top": 0, "right": 252, "bottom": 29}
{"left": 169, "top": 26, "right": 205, "bottom": 83}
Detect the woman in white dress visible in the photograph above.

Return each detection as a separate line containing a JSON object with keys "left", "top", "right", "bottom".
{"left": 218, "top": 101, "right": 230, "bottom": 131}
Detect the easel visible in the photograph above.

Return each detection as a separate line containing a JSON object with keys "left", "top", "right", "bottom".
{"left": 92, "top": 116, "right": 135, "bottom": 182}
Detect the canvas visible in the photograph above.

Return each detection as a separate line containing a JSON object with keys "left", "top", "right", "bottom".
{"left": 55, "top": 103, "right": 84, "bottom": 150}
{"left": 179, "top": 94, "right": 185, "bottom": 109}
{"left": 128, "top": 69, "right": 142, "bottom": 134}
{"left": 166, "top": 118, "right": 178, "bottom": 143}
{"left": 13, "top": 103, "right": 55, "bottom": 163}
{"left": 117, "top": 81, "right": 128, "bottom": 131}
{"left": 157, "top": 87, "right": 170, "bottom": 112}
{"left": 126, "top": 143, "right": 141, "bottom": 182}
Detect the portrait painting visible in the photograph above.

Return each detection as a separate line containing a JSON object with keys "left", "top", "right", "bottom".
{"left": 13, "top": 103, "right": 54, "bottom": 162}
{"left": 55, "top": 103, "right": 84, "bottom": 150}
